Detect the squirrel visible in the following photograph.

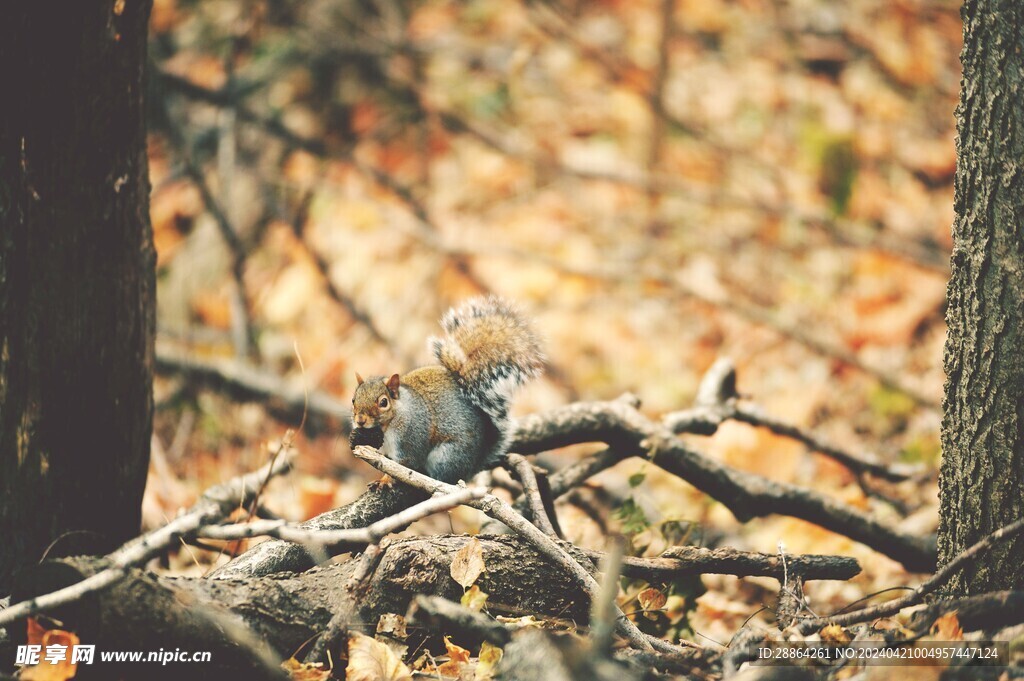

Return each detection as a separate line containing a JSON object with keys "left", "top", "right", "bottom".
{"left": 350, "top": 296, "right": 544, "bottom": 484}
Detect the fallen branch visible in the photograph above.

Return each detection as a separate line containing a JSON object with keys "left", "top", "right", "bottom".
{"left": 506, "top": 453, "right": 558, "bottom": 537}
{"left": 909, "top": 590, "right": 1024, "bottom": 634}
{"left": 155, "top": 342, "right": 351, "bottom": 429}
{"left": 198, "top": 487, "right": 485, "bottom": 549}
{"left": 511, "top": 398, "right": 935, "bottom": 572}
{"left": 0, "top": 451, "right": 295, "bottom": 629}
{"left": 212, "top": 358, "right": 924, "bottom": 578}
{"left": 579, "top": 544, "right": 860, "bottom": 583}
{"left": 209, "top": 480, "right": 426, "bottom": 578}
{"left": 796, "top": 516, "right": 1024, "bottom": 634}
{"left": 8, "top": 534, "right": 610, "bottom": 681}
{"left": 662, "top": 359, "right": 921, "bottom": 482}
{"left": 352, "top": 446, "right": 690, "bottom": 655}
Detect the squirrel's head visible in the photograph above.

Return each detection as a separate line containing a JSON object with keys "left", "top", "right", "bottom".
{"left": 351, "top": 372, "right": 400, "bottom": 429}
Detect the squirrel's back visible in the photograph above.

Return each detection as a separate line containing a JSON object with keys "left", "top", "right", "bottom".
{"left": 429, "top": 296, "right": 543, "bottom": 427}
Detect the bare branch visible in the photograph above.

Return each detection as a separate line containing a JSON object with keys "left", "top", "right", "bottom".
{"left": 579, "top": 544, "right": 860, "bottom": 583}
{"left": 662, "top": 359, "right": 923, "bottom": 482}
{"left": 506, "top": 453, "right": 558, "bottom": 536}
{"left": 796, "top": 516, "right": 1024, "bottom": 634}
{"left": 155, "top": 342, "right": 351, "bottom": 429}
{"left": 408, "top": 594, "right": 512, "bottom": 647}
{"left": 199, "top": 487, "right": 486, "bottom": 548}
{"left": 209, "top": 481, "right": 427, "bottom": 579}
{"left": 511, "top": 398, "right": 935, "bottom": 571}
{"left": 352, "top": 446, "right": 699, "bottom": 656}
{"left": 0, "top": 452, "right": 295, "bottom": 628}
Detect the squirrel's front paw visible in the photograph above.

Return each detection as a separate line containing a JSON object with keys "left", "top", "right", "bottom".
{"left": 368, "top": 473, "right": 394, "bottom": 491}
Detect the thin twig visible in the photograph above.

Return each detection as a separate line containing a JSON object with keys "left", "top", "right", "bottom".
{"left": 158, "top": 88, "right": 259, "bottom": 361}
{"left": 796, "top": 516, "right": 1024, "bottom": 634}
{"left": 590, "top": 536, "right": 625, "bottom": 655}
{"left": 200, "top": 487, "right": 486, "bottom": 548}
{"left": 290, "top": 191, "right": 404, "bottom": 359}
{"left": 511, "top": 398, "right": 936, "bottom": 571}
{"left": 506, "top": 453, "right": 558, "bottom": 536}
{"left": 155, "top": 342, "right": 351, "bottom": 428}
{"left": 0, "top": 453, "right": 295, "bottom": 628}
{"left": 353, "top": 446, "right": 701, "bottom": 656}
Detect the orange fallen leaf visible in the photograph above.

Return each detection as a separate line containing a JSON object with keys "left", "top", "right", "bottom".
{"left": 436, "top": 636, "right": 471, "bottom": 677}
{"left": 638, "top": 588, "right": 667, "bottom": 620}
{"left": 930, "top": 612, "right": 963, "bottom": 641}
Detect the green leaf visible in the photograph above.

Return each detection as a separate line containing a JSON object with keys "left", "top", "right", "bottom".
{"left": 613, "top": 497, "right": 650, "bottom": 536}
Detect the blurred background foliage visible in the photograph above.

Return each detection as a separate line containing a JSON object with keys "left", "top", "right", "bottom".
{"left": 147, "top": 0, "right": 958, "bottom": 638}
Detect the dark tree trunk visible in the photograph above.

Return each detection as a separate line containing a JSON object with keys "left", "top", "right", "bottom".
{"left": 938, "top": 0, "right": 1024, "bottom": 593}
{"left": 0, "top": 2, "right": 155, "bottom": 592}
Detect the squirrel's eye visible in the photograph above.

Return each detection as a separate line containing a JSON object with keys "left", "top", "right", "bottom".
{"left": 378, "top": 396, "right": 390, "bottom": 409}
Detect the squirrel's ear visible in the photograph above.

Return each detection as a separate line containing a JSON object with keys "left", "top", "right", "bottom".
{"left": 386, "top": 373, "right": 401, "bottom": 397}
{"left": 355, "top": 372, "right": 365, "bottom": 386}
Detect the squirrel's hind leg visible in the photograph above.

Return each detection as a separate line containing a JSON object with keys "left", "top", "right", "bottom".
{"left": 425, "top": 442, "right": 476, "bottom": 484}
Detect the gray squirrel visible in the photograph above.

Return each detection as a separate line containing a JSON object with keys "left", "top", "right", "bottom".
{"left": 350, "top": 296, "right": 544, "bottom": 483}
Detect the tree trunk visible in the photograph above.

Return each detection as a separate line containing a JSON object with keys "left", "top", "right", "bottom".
{"left": 938, "top": 0, "right": 1024, "bottom": 593}
{"left": 0, "top": 1, "right": 155, "bottom": 592}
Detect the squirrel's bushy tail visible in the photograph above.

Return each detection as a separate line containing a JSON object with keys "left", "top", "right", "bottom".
{"left": 430, "top": 296, "right": 544, "bottom": 427}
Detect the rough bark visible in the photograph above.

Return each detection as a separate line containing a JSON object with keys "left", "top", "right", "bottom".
{"left": 0, "top": 1, "right": 156, "bottom": 591}
{"left": 209, "top": 482, "right": 428, "bottom": 578}
{"left": 938, "top": 0, "right": 1024, "bottom": 593}
{"left": 3, "top": 536, "right": 589, "bottom": 680}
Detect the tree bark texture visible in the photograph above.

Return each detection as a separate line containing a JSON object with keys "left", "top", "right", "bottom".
{"left": 939, "top": 0, "right": 1024, "bottom": 593}
{"left": 0, "top": 1, "right": 156, "bottom": 591}
{"left": 3, "top": 535, "right": 589, "bottom": 680}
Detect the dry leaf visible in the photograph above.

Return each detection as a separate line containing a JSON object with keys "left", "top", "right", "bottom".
{"left": 637, "top": 588, "right": 667, "bottom": 620}
{"left": 376, "top": 613, "right": 410, "bottom": 661}
{"left": 450, "top": 537, "right": 486, "bottom": 588}
{"left": 461, "top": 584, "right": 489, "bottom": 612}
{"left": 495, "top": 615, "right": 545, "bottom": 629}
{"left": 376, "top": 613, "right": 408, "bottom": 641}
{"left": 26, "top": 618, "right": 48, "bottom": 646}
{"left": 820, "top": 624, "right": 852, "bottom": 645}
{"left": 281, "top": 657, "right": 331, "bottom": 681}
{"left": 931, "top": 612, "right": 963, "bottom": 641}
{"left": 445, "top": 636, "right": 471, "bottom": 664}
{"left": 347, "top": 631, "right": 413, "bottom": 681}
{"left": 436, "top": 636, "right": 472, "bottom": 677}
{"left": 474, "top": 641, "right": 503, "bottom": 681}
{"left": 20, "top": 629, "right": 80, "bottom": 681}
